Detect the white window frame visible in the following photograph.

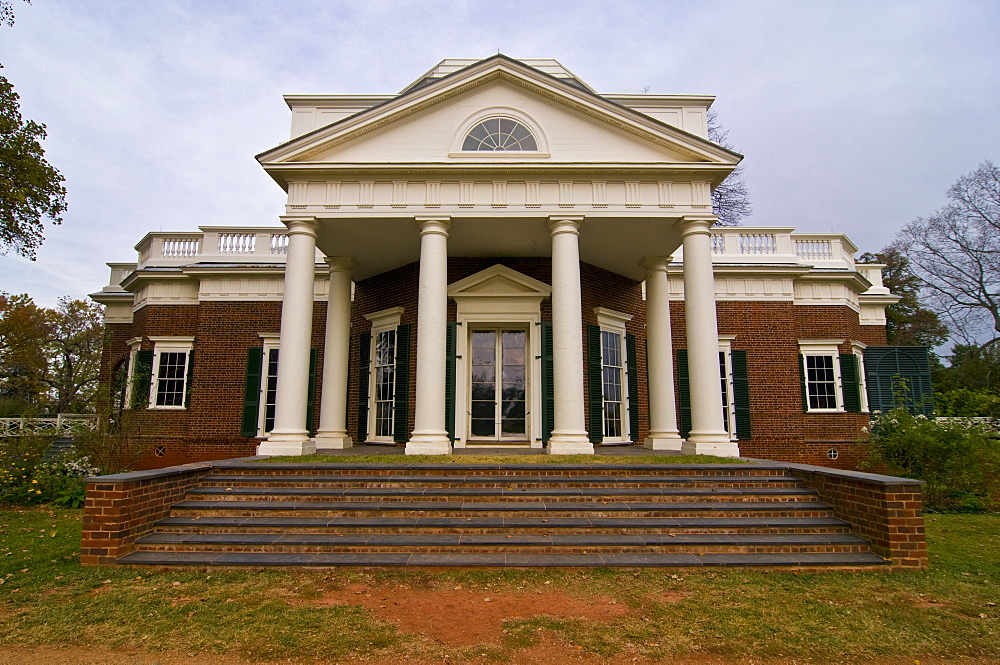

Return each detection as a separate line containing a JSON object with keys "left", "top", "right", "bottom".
{"left": 718, "top": 337, "right": 738, "bottom": 440}
{"left": 147, "top": 336, "right": 195, "bottom": 410}
{"left": 122, "top": 337, "right": 142, "bottom": 408}
{"left": 595, "top": 308, "right": 633, "bottom": 443}
{"left": 449, "top": 107, "right": 550, "bottom": 157}
{"left": 851, "top": 340, "right": 869, "bottom": 413}
{"left": 257, "top": 333, "right": 281, "bottom": 436}
{"left": 799, "top": 339, "right": 845, "bottom": 413}
{"left": 364, "top": 307, "right": 404, "bottom": 443}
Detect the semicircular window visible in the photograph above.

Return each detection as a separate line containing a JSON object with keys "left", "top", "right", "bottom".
{"left": 462, "top": 117, "right": 538, "bottom": 151}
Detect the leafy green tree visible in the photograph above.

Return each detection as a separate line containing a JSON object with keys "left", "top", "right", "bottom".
{"left": 0, "top": 291, "right": 48, "bottom": 409}
{"left": 39, "top": 298, "right": 104, "bottom": 413}
{"left": 858, "top": 246, "right": 949, "bottom": 347}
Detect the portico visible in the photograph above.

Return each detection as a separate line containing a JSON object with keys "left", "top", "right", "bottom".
{"left": 253, "top": 55, "right": 743, "bottom": 458}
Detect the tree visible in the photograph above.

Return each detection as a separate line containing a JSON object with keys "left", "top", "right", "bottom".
{"left": 896, "top": 161, "right": 1000, "bottom": 348}
{"left": 858, "top": 246, "right": 949, "bottom": 347}
{"left": 39, "top": 297, "right": 104, "bottom": 413}
{"left": 0, "top": 291, "right": 47, "bottom": 411}
{"left": 1, "top": 0, "right": 67, "bottom": 260}
{"left": 707, "top": 110, "right": 751, "bottom": 227}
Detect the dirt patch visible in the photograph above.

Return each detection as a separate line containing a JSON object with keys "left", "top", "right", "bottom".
{"left": 290, "top": 582, "right": 628, "bottom": 646}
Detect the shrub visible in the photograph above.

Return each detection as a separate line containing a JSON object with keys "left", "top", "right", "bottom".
{"left": 72, "top": 409, "right": 152, "bottom": 475}
{"left": 934, "top": 387, "right": 1000, "bottom": 418}
{"left": 0, "top": 448, "right": 100, "bottom": 507}
{"left": 863, "top": 407, "right": 1000, "bottom": 512}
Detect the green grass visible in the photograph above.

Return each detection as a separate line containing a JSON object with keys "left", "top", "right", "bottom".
{"left": 0, "top": 507, "right": 997, "bottom": 663}
{"left": 259, "top": 453, "right": 748, "bottom": 464}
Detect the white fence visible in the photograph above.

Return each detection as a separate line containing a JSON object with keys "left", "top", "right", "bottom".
{"left": 0, "top": 414, "right": 97, "bottom": 438}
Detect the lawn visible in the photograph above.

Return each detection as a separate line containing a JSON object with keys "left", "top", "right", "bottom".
{"left": 0, "top": 507, "right": 997, "bottom": 664}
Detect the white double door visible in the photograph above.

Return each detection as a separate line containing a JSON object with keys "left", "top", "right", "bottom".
{"left": 468, "top": 327, "right": 528, "bottom": 442}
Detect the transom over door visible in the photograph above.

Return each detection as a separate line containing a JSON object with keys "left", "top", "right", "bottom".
{"left": 469, "top": 328, "right": 527, "bottom": 440}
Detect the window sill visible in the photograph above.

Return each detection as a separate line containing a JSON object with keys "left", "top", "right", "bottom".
{"left": 447, "top": 152, "right": 551, "bottom": 158}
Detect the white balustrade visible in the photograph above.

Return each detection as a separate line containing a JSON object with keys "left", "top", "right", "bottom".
{"left": 795, "top": 239, "right": 833, "bottom": 260}
{"left": 738, "top": 233, "right": 776, "bottom": 254}
{"left": 0, "top": 414, "right": 96, "bottom": 438}
{"left": 218, "top": 233, "right": 257, "bottom": 254}
{"left": 161, "top": 238, "right": 200, "bottom": 257}
{"left": 710, "top": 233, "right": 726, "bottom": 254}
{"left": 270, "top": 234, "right": 289, "bottom": 254}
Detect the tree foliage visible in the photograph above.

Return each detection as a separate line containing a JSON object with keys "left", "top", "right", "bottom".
{"left": 858, "top": 245, "right": 949, "bottom": 347}
{"left": 0, "top": 66, "right": 67, "bottom": 259}
{"left": 897, "top": 161, "right": 1000, "bottom": 348}
{"left": 0, "top": 293, "right": 103, "bottom": 413}
{"left": 707, "top": 110, "right": 751, "bottom": 227}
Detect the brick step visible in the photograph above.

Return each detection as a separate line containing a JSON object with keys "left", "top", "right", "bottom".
{"left": 212, "top": 463, "right": 789, "bottom": 478}
{"left": 186, "top": 486, "right": 818, "bottom": 503}
{"left": 134, "top": 531, "right": 872, "bottom": 555}
{"left": 198, "top": 473, "right": 804, "bottom": 489}
{"left": 168, "top": 500, "right": 834, "bottom": 520}
{"left": 116, "top": 549, "right": 891, "bottom": 569}
{"left": 156, "top": 514, "right": 850, "bottom": 535}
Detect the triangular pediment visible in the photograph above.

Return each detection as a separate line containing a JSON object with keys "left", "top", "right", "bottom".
{"left": 258, "top": 56, "right": 740, "bottom": 171}
{"left": 448, "top": 265, "right": 551, "bottom": 298}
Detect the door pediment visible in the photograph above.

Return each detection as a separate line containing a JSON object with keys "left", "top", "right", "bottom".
{"left": 449, "top": 264, "right": 552, "bottom": 299}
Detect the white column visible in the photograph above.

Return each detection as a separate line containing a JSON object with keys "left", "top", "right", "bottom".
{"left": 678, "top": 216, "right": 740, "bottom": 457}
{"left": 547, "top": 216, "right": 593, "bottom": 455}
{"left": 259, "top": 217, "right": 318, "bottom": 456}
{"left": 642, "top": 256, "right": 683, "bottom": 451}
{"left": 314, "top": 256, "right": 354, "bottom": 450}
{"left": 406, "top": 216, "right": 452, "bottom": 455}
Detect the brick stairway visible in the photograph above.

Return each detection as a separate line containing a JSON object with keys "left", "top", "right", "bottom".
{"left": 116, "top": 462, "right": 890, "bottom": 569}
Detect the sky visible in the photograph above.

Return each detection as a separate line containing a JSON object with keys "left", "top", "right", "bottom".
{"left": 1, "top": 0, "right": 998, "bottom": 308}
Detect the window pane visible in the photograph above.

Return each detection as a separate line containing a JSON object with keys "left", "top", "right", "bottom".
{"left": 463, "top": 118, "right": 538, "bottom": 151}
{"left": 154, "top": 352, "right": 187, "bottom": 407}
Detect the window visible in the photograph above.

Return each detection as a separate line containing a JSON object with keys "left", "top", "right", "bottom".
{"left": 591, "top": 308, "right": 634, "bottom": 443}
{"left": 372, "top": 329, "right": 397, "bottom": 440}
{"left": 799, "top": 341, "right": 844, "bottom": 413}
{"left": 852, "top": 342, "right": 869, "bottom": 414}
{"left": 122, "top": 337, "right": 142, "bottom": 408}
{"left": 257, "top": 335, "right": 280, "bottom": 435}
{"left": 719, "top": 348, "right": 736, "bottom": 438}
{"left": 148, "top": 337, "right": 194, "bottom": 409}
{"left": 462, "top": 117, "right": 538, "bottom": 151}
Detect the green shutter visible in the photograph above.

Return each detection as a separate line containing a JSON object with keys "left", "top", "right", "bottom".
{"left": 626, "top": 333, "right": 640, "bottom": 443}
{"left": 677, "top": 350, "right": 691, "bottom": 439}
{"left": 357, "top": 333, "right": 371, "bottom": 443}
{"left": 445, "top": 322, "right": 457, "bottom": 442}
{"left": 798, "top": 354, "right": 808, "bottom": 412}
{"left": 306, "top": 348, "right": 317, "bottom": 436}
{"left": 864, "top": 346, "right": 934, "bottom": 415}
{"left": 393, "top": 324, "right": 411, "bottom": 444}
{"left": 731, "top": 349, "right": 751, "bottom": 440}
{"left": 132, "top": 349, "right": 153, "bottom": 409}
{"left": 184, "top": 350, "right": 195, "bottom": 408}
{"left": 587, "top": 324, "right": 604, "bottom": 444}
{"left": 841, "top": 353, "right": 861, "bottom": 412}
{"left": 540, "top": 321, "right": 554, "bottom": 443}
{"left": 241, "top": 347, "right": 263, "bottom": 437}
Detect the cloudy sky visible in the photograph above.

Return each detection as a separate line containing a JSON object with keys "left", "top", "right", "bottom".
{"left": 1, "top": 0, "right": 998, "bottom": 307}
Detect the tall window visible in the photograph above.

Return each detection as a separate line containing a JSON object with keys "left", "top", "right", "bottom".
{"left": 148, "top": 337, "right": 194, "bottom": 409}
{"left": 601, "top": 330, "right": 625, "bottom": 439}
{"left": 260, "top": 348, "right": 279, "bottom": 434}
{"left": 372, "top": 329, "right": 397, "bottom": 440}
{"left": 462, "top": 117, "right": 538, "bottom": 151}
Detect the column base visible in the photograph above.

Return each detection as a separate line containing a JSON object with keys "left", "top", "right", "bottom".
{"left": 643, "top": 431, "right": 684, "bottom": 451}
{"left": 405, "top": 432, "right": 452, "bottom": 455}
{"left": 256, "top": 431, "right": 316, "bottom": 457}
{"left": 547, "top": 433, "right": 594, "bottom": 455}
{"left": 681, "top": 432, "right": 741, "bottom": 457}
{"left": 313, "top": 430, "right": 353, "bottom": 451}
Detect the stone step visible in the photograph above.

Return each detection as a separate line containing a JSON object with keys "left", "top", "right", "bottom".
{"left": 134, "top": 531, "right": 872, "bottom": 555}
{"left": 199, "top": 473, "right": 804, "bottom": 489}
{"left": 168, "top": 499, "right": 834, "bottom": 520}
{"left": 186, "top": 486, "right": 818, "bottom": 503}
{"left": 116, "top": 549, "right": 891, "bottom": 569}
{"left": 155, "top": 514, "right": 853, "bottom": 535}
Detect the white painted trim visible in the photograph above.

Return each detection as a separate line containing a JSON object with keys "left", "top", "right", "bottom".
{"left": 798, "top": 340, "right": 845, "bottom": 413}
{"left": 364, "top": 306, "right": 404, "bottom": 330}
{"left": 148, "top": 338, "right": 195, "bottom": 410}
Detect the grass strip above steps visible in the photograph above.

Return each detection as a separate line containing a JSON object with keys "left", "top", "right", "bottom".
{"left": 256, "top": 454, "right": 750, "bottom": 465}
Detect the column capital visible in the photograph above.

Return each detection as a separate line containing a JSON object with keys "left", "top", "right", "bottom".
{"left": 415, "top": 215, "right": 451, "bottom": 236}
{"left": 675, "top": 215, "right": 717, "bottom": 237}
{"left": 280, "top": 216, "right": 319, "bottom": 238}
{"left": 641, "top": 256, "right": 670, "bottom": 273}
{"left": 547, "top": 215, "right": 584, "bottom": 236}
{"left": 325, "top": 256, "right": 356, "bottom": 273}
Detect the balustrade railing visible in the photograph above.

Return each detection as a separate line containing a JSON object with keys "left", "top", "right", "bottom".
{"left": 161, "top": 238, "right": 200, "bottom": 257}
{"left": 795, "top": 239, "right": 833, "bottom": 260}
{"left": 218, "top": 233, "right": 256, "bottom": 254}
{"left": 0, "top": 414, "right": 97, "bottom": 438}
{"left": 270, "top": 234, "right": 289, "bottom": 254}
{"left": 738, "top": 233, "right": 776, "bottom": 255}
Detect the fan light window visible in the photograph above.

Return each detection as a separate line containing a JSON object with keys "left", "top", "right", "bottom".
{"left": 462, "top": 117, "right": 538, "bottom": 151}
